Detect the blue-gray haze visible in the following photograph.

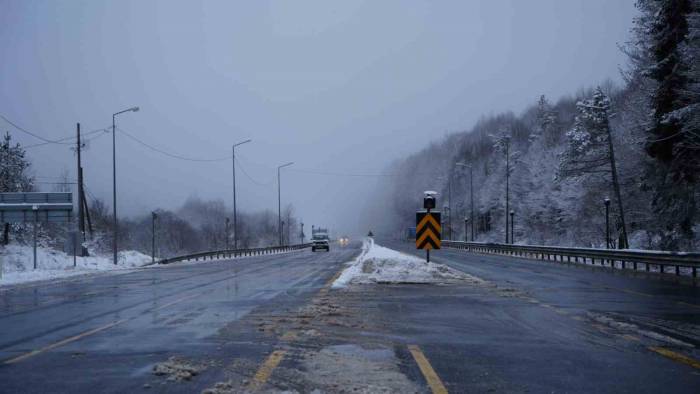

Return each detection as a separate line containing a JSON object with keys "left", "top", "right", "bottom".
{"left": 0, "top": 0, "right": 636, "bottom": 235}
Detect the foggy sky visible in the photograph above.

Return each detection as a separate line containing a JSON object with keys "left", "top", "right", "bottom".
{"left": 0, "top": 0, "right": 637, "bottom": 235}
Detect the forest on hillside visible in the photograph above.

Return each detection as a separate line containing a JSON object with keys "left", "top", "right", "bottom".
{"left": 380, "top": 0, "right": 700, "bottom": 251}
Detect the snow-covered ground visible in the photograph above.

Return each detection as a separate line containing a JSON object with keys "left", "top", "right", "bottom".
{"left": 0, "top": 244, "right": 151, "bottom": 287}
{"left": 332, "top": 238, "right": 480, "bottom": 288}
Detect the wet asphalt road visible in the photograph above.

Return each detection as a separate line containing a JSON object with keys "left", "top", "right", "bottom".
{"left": 0, "top": 246, "right": 357, "bottom": 393}
{"left": 1, "top": 239, "right": 700, "bottom": 393}
{"left": 377, "top": 239, "right": 700, "bottom": 393}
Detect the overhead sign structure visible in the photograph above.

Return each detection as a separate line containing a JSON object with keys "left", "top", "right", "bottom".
{"left": 0, "top": 192, "right": 73, "bottom": 223}
{"left": 0, "top": 192, "right": 73, "bottom": 271}
{"left": 416, "top": 211, "right": 441, "bottom": 251}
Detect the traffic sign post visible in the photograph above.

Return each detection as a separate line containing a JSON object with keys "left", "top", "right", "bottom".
{"left": 417, "top": 191, "right": 441, "bottom": 262}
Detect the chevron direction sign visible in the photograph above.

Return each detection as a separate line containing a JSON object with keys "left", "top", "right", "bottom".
{"left": 416, "top": 211, "right": 441, "bottom": 250}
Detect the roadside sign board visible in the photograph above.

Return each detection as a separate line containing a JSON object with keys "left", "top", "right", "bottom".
{"left": 416, "top": 211, "right": 441, "bottom": 250}
{"left": 0, "top": 192, "right": 74, "bottom": 271}
{"left": 0, "top": 192, "right": 72, "bottom": 223}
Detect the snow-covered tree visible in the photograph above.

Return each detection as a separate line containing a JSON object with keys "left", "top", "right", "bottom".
{"left": 0, "top": 132, "right": 34, "bottom": 192}
{"left": 642, "top": 0, "right": 699, "bottom": 249}
{"left": 559, "top": 88, "right": 629, "bottom": 248}
{"left": 534, "top": 95, "right": 559, "bottom": 145}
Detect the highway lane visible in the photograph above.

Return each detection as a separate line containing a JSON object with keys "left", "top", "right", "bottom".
{"left": 0, "top": 245, "right": 359, "bottom": 393}
{"left": 2, "top": 238, "right": 700, "bottom": 393}
{"left": 374, "top": 239, "right": 700, "bottom": 392}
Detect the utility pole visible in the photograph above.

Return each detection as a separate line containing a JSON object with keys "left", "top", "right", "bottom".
{"left": 605, "top": 127, "right": 629, "bottom": 249}
{"left": 76, "top": 123, "right": 85, "bottom": 256}
{"left": 300, "top": 222, "right": 304, "bottom": 244}
{"left": 152, "top": 211, "right": 157, "bottom": 263}
{"left": 277, "top": 162, "right": 293, "bottom": 246}
{"left": 82, "top": 190, "right": 93, "bottom": 238}
{"left": 232, "top": 139, "right": 251, "bottom": 250}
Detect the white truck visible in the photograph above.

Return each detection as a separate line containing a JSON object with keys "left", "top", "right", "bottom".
{"left": 311, "top": 227, "right": 330, "bottom": 252}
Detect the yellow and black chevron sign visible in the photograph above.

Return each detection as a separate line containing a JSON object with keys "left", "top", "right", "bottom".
{"left": 416, "top": 211, "right": 441, "bottom": 250}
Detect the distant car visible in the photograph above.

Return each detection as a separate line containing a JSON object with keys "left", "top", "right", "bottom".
{"left": 338, "top": 236, "right": 349, "bottom": 246}
{"left": 311, "top": 229, "right": 330, "bottom": 252}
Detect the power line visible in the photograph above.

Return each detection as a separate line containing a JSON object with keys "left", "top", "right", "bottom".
{"left": 289, "top": 168, "right": 402, "bottom": 178}
{"left": 117, "top": 125, "right": 275, "bottom": 185}
{"left": 0, "top": 114, "right": 76, "bottom": 145}
{"left": 0, "top": 114, "right": 110, "bottom": 149}
{"left": 234, "top": 156, "right": 275, "bottom": 186}
{"left": 116, "top": 126, "right": 231, "bottom": 162}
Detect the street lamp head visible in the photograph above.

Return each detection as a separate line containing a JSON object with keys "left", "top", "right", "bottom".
{"left": 234, "top": 139, "right": 252, "bottom": 147}
{"left": 604, "top": 198, "right": 610, "bottom": 205}
{"left": 130, "top": 106, "right": 140, "bottom": 113}
{"left": 510, "top": 210, "right": 514, "bottom": 216}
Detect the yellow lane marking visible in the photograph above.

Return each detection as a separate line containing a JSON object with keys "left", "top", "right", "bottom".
{"left": 408, "top": 345, "right": 448, "bottom": 394}
{"left": 3, "top": 291, "right": 206, "bottom": 364}
{"left": 247, "top": 350, "right": 286, "bottom": 392}
{"left": 280, "top": 331, "right": 298, "bottom": 341}
{"left": 4, "top": 319, "right": 127, "bottom": 364}
{"left": 622, "top": 334, "right": 640, "bottom": 342}
{"left": 245, "top": 259, "right": 349, "bottom": 388}
{"left": 648, "top": 347, "right": 700, "bottom": 370}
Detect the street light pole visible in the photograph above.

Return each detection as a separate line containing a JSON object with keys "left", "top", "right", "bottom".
{"left": 464, "top": 218, "right": 468, "bottom": 242}
{"left": 225, "top": 217, "right": 230, "bottom": 249}
{"left": 604, "top": 198, "right": 611, "bottom": 249}
{"left": 112, "top": 106, "right": 139, "bottom": 265}
{"left": 277, "top": 162, "right": 294, "bottom": 246}
{"left": 151, "top": 211, "right": 157, "bottom": 263}
{"left": 232, "top": 139, "right": 251, "bottom": 250}
{"left": 510, "top": 210, "right": 515, "bottom": 244}
{"left": 505, "top": 140, "right": 510, "bottom": 245}
{"left": 448, "top": 173, "right": 452, "bottom": 240}
{"left": 287, "top": 210, "right": 291, "bottom": 245}
{"left": 456, "top": 162, "right": 475, "bottom": 241}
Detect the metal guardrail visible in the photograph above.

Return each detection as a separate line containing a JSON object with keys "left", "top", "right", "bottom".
{"left": 156, "top": 243, "right": 312, "bottom": 265}
{"left": 442, "top": 240, "right": 700, "bottom": 278}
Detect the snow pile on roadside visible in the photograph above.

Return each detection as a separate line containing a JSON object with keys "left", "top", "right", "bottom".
{"left": 332, "top": 238, "right": 479, "bottom": 288}
{"left": 0, "top": 244, "right": 151, "bottom": 286}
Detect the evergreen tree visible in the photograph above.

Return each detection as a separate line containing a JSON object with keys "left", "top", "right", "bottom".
{"left": 0, "top": 132, "right": 34, "bottom": 192}
{"left": 535, "top": 95, "right": 558, "bottom": 145}
{"left": 644, "top": 0, "right": 698, "bottom": 249}
{"left": 559, "top": 88, "right": 629, "bottom": 248}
